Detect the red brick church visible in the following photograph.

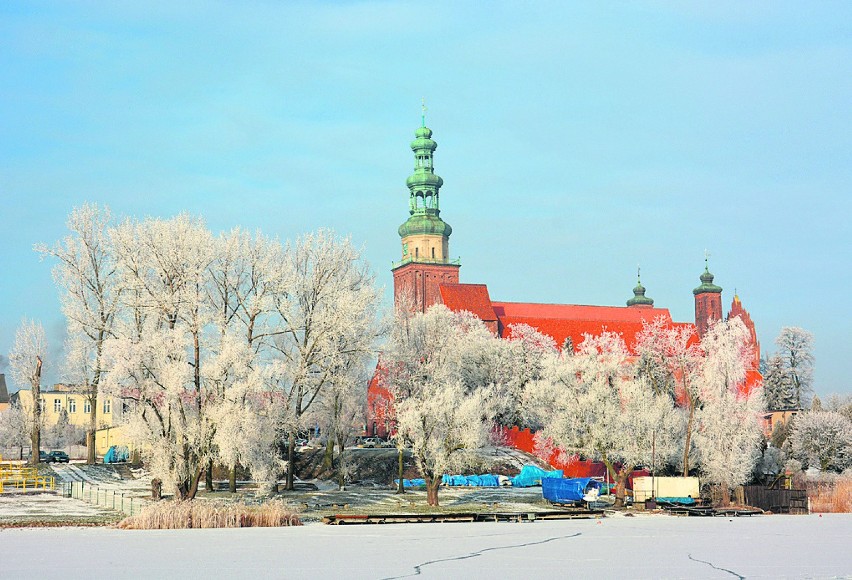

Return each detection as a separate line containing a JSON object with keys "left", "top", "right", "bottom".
{"left": 367, "top": 119, "right": 760, "bottom": 445}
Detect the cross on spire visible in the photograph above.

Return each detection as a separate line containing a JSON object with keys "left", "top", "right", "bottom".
{"left": 421, "top": 98, "right": 427, "bottom": 127}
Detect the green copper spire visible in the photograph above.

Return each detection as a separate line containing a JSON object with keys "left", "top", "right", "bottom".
{"left": 398, "top": 108, "right": 451, "bottom": 239}
{"left": 693, "top": 254, "right": 723, "bottom": 295}
{"left": 627, "top": 266, "right": 654, "bottom": 307}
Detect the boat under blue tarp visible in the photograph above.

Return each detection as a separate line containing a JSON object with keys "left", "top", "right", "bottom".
{"left": 542, "top": 477, "right": 601, "bottom": 504}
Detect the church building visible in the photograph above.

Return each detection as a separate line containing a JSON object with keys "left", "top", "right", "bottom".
{"left": 368, "top": 118, "right": 760, "bottom": 440}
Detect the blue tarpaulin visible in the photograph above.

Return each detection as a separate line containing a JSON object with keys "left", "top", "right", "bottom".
{"left": 542, "top": 477, "right": 601, "bottom": 503}
{"left": 103, "top": 445, "right": 129, "bottom": 464}
{"left": 656, "top": 497, "right": 696, "bottom": 505}
{"left": 441, "top": 474, "right": 501, "bottom": 487}
{"left": 394, "top": 478, "right": 427, "bottom": 488}
{"left": 511, "top": 465, "right": 564, "bottom": 488}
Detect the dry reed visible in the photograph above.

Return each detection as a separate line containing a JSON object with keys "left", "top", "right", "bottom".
{"left": 118, "top": 499, "right": 302, "bottom": 529}
{"left": 807, "top": 478, "right": 852, "bottom": 513}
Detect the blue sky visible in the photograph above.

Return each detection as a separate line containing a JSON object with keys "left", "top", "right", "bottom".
{"left": 1, "top": 1, "right": 849, "bottom": 395}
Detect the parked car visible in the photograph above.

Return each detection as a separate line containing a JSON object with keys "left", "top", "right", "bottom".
{"left": 29, "top": 450, "right": 50, "bottom": 463}
{"left": 47, "top": 451, "right": 70, "bottom": 463}
{"left": 379, "top": 439, "right": 395, "bottom": 448}
{"left": 361, "top": 437, "right": 380, "bottom": 448}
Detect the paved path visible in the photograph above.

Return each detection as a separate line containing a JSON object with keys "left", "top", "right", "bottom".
{"left": 2, "top": 513, "right": 850, "bottom": 578}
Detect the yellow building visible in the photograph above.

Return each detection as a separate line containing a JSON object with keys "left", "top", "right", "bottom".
{"left": 12, "top": 384, "right": 132, "bottom": 455}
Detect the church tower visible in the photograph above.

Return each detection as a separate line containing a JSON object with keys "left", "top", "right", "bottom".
{"left": 693, "top": 257, "right": 723, "bottom": 337}
{"left": 626, "top": 268, "right": 654, "bottom": 308}
{"left": 392, "top": 110, "right": 460, "bottom": 312}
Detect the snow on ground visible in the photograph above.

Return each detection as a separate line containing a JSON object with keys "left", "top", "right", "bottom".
{"left": 0, "top": 493, "right": 115, "bottom": 522}
{"left": 1, "top": 514, "right": 850, "bottom": 578}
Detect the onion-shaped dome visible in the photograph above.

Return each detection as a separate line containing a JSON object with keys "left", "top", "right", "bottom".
{"left": 406, "top": 172, "right": 444, "bottom": 188}
{"left": 411, "top": 126, "right": 437, "bottom": 151}
{"left": 693, "top": 264, "right": 722, "bottom": 295}
{"left": 627, "top": 278, "right": 654, "bottom": 307}
{"left": 398, "top": 213, "right": 453, "bottom": 238}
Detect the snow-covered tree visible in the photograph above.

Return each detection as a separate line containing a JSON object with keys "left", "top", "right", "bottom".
{"left": 634, "top": 317, "right": 702, "bottom": 476}
{"left": 762, "top": 354, "right": 795, "bottom": 410}
{"left": 382, "top": 305, "right": 503, "bottom": 506}
{"left": 42, "top": 410, "right": 85, "bottom": 450}
{"left": 36, "top": 203, "right": 120, "bottom": 464}
{"left": 825, "top": 394, "right": 852, "bottom": 423}
{"left": 206, "top": 229, "right": 286, "bottom": 491}
{"left": 313, "top": 357, "right": 369, "bottom": 490}
{"left": 789, "top": 411, "right": 852, "bottom": 472}
{"left": 104, "top": 215, "right": 215, "bottom": 499}
{"left": 527, "top": 331, "right": 682, "bottom": 507}
{"left": 0, "top": 405, "right": 29, "bottom": 459}
{"left": 693, "top": 318, "right": 765, "bottom": 505}
{"left": 775, "top": 327, "right": 815, "bottom": 409}
{"left": 269, "top": 230, "right": 381, "bottom": 491}
{"left": 492, "top": 323, "right": 557, "bottom": 428}
{"left": 9, "top": 320, "right": 48, "bottom": 465}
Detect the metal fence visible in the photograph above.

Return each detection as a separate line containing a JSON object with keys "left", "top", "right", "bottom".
{"left": 64, "top": 481, "right": 146, "bottom": 517}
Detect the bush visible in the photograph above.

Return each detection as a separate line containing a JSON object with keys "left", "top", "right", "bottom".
{"left": 807, "top": 475, "right": 852, "bottom": 513}
{"left": 118, "top": 499, "right": 302, "bottom": 529}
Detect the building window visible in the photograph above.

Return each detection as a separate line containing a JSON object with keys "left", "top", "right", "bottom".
{"left": 103, "top": 399, "right": 111, "bottom": 414}
{"left": 84, "top": 400, "right": 91, "bottom": 414}
{"left": 431, "top": 247, "right": 435, "bottom": 259}
{"left": 54, "top": 399, "right": 61, "bottom": 412}
{"left": 39, "top": 399, "right": 45, "bottom": 413}
{"left": 69, "top": 399, "right": 76, "bottom": 413}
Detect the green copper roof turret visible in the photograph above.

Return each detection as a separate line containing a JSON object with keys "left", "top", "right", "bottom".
{"left": 399, "top": 110, "right": 451, "bottom": 239}
{"left": 627, "top": 269, "right": 654, "bottom": 306}
{"left": 693, "top": 258, "right": 722, "bottom": 295}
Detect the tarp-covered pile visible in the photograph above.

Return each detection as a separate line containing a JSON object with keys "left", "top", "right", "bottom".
{"left": 441, "top": 474, "right": 501, "bottom": 487}
{"left": 103, "top": 445, "right": 129, "bottom": 464}
{"left": 511, "top": 465, "right": 564, "bottom": 488}
{"left": 542, "top": 477, "right": 601, "bottom": 504}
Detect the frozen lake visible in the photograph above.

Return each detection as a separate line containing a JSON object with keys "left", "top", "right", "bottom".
{"left": 3, "top": 514, "right": 850, "bottom": 579}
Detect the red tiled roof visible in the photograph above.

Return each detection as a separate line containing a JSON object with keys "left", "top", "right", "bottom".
{"left": 439, "top": 283, "right": 498, "bottom": 323}
{"left": 493, "top": 301, "right": 683, "bottom": 352}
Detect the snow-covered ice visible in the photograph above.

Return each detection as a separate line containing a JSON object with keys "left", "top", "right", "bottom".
{"left": 2, "top": 514, "right": 850, "bottom": 579}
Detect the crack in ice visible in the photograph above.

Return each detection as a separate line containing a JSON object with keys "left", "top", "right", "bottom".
{"left": 688, "top": 553, "right": 745, "bottom": 579}
{"left": 381, "top": 533, "right": 582, "bottom": 579}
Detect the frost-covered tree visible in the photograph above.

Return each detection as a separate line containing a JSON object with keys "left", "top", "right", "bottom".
{"left": 206, "top": 229, "right": 285, "bottom": 491}
{"left": 491, "top": 323, "right": 557, "bottom": 428}
{"left": 382, "top": 306, "right": 502, "bottom": 506}
{"left": 36, "top": 203, "right": 120, "bottom": 464}
{"left": 762, "top": 353, "right": 795, "bottom": 410}
{"left": 42, "top": 410, "right": 85, "bottom": 450}
{"left": 207, "top": 335, "right": 284, "bottom": 494}
{"left": 527, "top": 331, "right": 682, "bottom": 507}
{"left": 269, "top": 230, "right": 381, "bottom": 491}
{"left": 313, "top": 357, "right": 369, "bottom": 490}
{"left": 0, "top": 405, "right": 29, "bottom": 459}
{"left": 789, "top": 411, "right": 852, "bottom": 472}
{"left": 9, "top": 320, "right": 48, "bottom": 465}
{"left": 693, "top": 318, "right": 764, "bottom": 505}
{"left": 104, "top": 215, "right": 215, "bottom": 499}
{"left": 775, "top": 327, "right": 814, "bottom": 409}
{"left": 634, "top": 317, "right": 702, "bottom": 476}
{"left": 825, "top": 394, "right": 852, "bottom": 424}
